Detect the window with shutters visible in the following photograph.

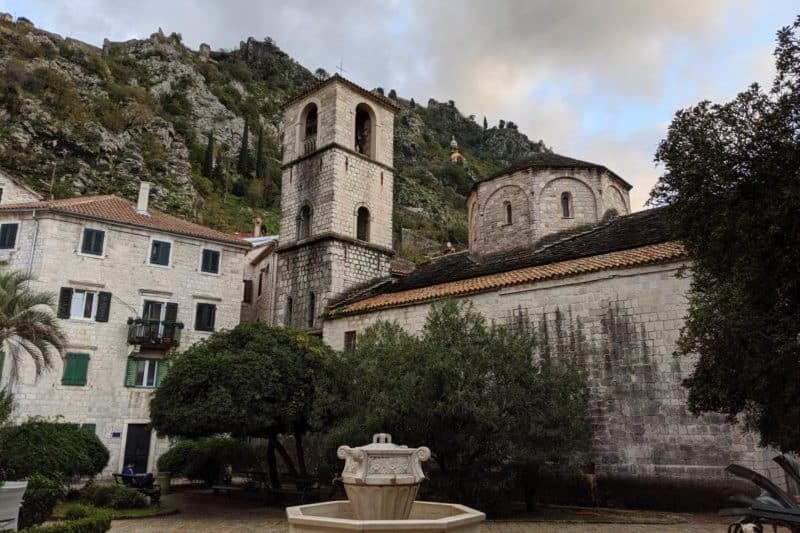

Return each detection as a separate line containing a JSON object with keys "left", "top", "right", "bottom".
{"left": 285, "top": 296, "right": 293, "bottom": 326}
{"left": 125, "top": 358, "right": 169, "bottom": 388}
{"left": 80, "top": 228, "right": 105, "bottom": 256}
{"left": 307, "top": 292, "right": 316, "bottom": 328}
{"left": 0, "top": 223, "right": 18, "bottom": 249}
{"left": 70, "top": 289, "right": 98, "bottom": 320}
{"left": 194, "top": 303, "right": 216, "bottom": 332}
{"left": 200, "top": 249, "right": 220, "bottom": 274}
{"left": 344, "top": 331, "right": 357, "bottom": 352}
{"left": 243, "top": 280, "right": 253, "bottom": 303}
{"left": 149, "top": 239, "right": 171, "bottom": 266}
{"left": 62, "top": 353, "right": 89, "bottom": 386}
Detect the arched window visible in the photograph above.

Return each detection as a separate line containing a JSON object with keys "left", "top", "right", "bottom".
{"left": 505, "top": 203, "right": 513, "bottom": 225}
{"left": 356, "top": 206, "right": 370, "bottom": 241}
{"left": 300, "top": 103, "right": 318, "bottom": 154}
{"left": 285, "top": 296, "right": 293, "bottom": 326}
{"left": 355, "top": 103, "right": 375, "bottom": 158}
{"left": 561, "top": 192, "right": 572, "bottom": 218}
{"left": 298, "top": 204, "right": 312, "bottom": 240}
{"left": 307, "top": 292, "right": 316, "bottom": 328}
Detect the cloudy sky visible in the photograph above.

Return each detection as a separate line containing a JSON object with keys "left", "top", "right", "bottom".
{"left": 2, "top": 1, "right": 797, "bottom": 209}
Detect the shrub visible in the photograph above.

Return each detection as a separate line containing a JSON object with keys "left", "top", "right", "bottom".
{"left": 23, "top": 504, "right": 112, "bottom": 533}
{"left": 81, "top": 483, "right": 147, "bottom": 509}
{"left": 18, "top": 474, "right": 66, "bottom": 529}
{"left": 0, "top": 421, "right": 109, "bottom": 479}
{"left": 156, "top": 437, "right": 256, "bottom": 485}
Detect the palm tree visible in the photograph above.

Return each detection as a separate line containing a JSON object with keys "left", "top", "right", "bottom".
{"left": 0, "top": 271, "right": 66, "bottom": 380}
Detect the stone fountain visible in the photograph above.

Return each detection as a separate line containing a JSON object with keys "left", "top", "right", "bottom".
{"left": 286, "top": 433, "right": 485, "bottom": 532}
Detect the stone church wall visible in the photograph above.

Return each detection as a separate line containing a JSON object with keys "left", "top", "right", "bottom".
{"left": 324, "top": 261, "right": 777, "bottom": 493}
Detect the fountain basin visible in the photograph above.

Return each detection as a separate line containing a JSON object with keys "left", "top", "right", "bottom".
{"left": 286, "top": 500, "right": 485, "bottom": 532}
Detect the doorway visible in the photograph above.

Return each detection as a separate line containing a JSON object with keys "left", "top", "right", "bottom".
{"left": 123, "top": 424, "right": 151, "bottom": 474}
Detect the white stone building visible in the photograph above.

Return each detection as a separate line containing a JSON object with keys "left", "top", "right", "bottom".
{"left": 0, "top": 179, "right": 249, "bottom": 474}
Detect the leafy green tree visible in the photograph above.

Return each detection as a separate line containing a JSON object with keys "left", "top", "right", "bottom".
{"left": 650, "top": 17, "right": 800, "bottom": 451}
{"left": 255, "top": 126, "right": 266, "bottom": 182}
{"left": 314, "top": 68, "right": 329, "bottom": 81}
{"left": 150, "top": 322, "right": 334, "bottom": 487}
{"left": 0, "top": 271, "right": 66, "bottom": 379}
{"left": 321, "top": 299, "right": 591, "bottom": 514}
{"left": 237, "top": 116, "right": 251, "bottom": 178}
{"left": 388, "top": 89, "right": 397, "bottom": 99}
{"left": 202, "top": 131, "right": 214, "bottom": 178}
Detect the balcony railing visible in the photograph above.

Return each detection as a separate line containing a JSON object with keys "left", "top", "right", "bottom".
{"left": 303, "top": 137, "right": 317, "bottom": 155}
{"left": 127, "top": 318, "right": 184, "bottom": 349}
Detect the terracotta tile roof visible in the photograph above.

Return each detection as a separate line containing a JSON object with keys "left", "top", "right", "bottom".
{"left": 280, "top": 74, "right": 401, "bottom": 112}
{"left": 0, "top": 195, "right": 250, "bottom": 247}
{"left": 331, "top": 241, "right": 686, "bottom": 317}
{"left": 473, "top": 151, "right": 632, "bottom": 191}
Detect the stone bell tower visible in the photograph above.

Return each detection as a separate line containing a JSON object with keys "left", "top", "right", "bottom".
{"left": 273, "top": 75, "right": 398, "bottom": 332}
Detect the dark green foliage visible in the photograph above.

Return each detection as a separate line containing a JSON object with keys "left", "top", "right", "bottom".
{"left": 321, "top": 299, "right": 591, "bottom": 514}
{"left": 202, "top": 132, "right": 214, "bottom": 178}
{"left": 150, "top": 322, "right": 334, "bottom": 486}
{"left": 80, "top": 483, "right": 147, "bottom": 509}
{"left": 0, "top": 421, "right": 109, "bottom": 479}
{"left": 388, "top": 89, "right": 397, "bottom": 99}
{"left": 237, "top": 116, "right": 251, "bottom": 178}
{"left": 18, "top": 474, "right": 65, "bottom": 529}
{"left": 23, "top": 504, "right": 112, "bottom": 533}
{"left": 156, "top": 437, "right": 256, "bottom": 485}
{"left": 0, "top": 390, "right": 12, "bottom": 423}
{"left": 255, "top": 127, "right": 265, "bottom": 181}
{"left": 650, "top": 17, "right": 800, "bottom": 452}
{"left": 483, "top": 116, "right": 487, "bottom": 129}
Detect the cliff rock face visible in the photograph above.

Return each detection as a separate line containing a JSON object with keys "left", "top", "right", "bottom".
{"left": 0, "top": 17, "right": 548, "bottom": 257}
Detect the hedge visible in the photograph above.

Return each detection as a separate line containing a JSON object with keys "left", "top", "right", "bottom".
{"left": 22, "top": 504, "right": 111, "bottom": 533}
{"left": 18, "top": 474, "right": 65, "bottom": 530}
{"left": 81, "top": 483, "right": 148, "bottom": 509}
{"left": 0, "top": 421, "right": 109, "bottom": 479}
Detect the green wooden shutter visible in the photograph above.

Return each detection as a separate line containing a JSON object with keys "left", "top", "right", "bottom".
{"left": 95, "top": 292, "right": 112, "bottom": 322}
{"left": 57, "top": 287, "right": 73, "bottom": 319}
{"left": 0, "top": 351, "right": 4, "bottom": 382}
{"left": 80, "top": 423, "right": 97, "bottom": 433}
{"left": 62, "top": 353, "right": 89, "bottom": 386}
{"left": 155, "top": 360, "right": 170, "bottom": 387}
{"left": 124, "top": 358, "right": 138, "bottom": 387}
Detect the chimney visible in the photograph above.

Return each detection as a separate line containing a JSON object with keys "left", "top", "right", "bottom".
{"left": 136, "top": 181, "right": 151, "bottom": 215}
{"left": 253, "top": 217, "right": 262, "bottom": 237}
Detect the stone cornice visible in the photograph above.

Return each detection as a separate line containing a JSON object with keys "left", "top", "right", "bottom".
{"left": 275, "top": 231, "right": 395, "bottom": 256}
{"left": 282, "top": 142, "right": 395, "bottom": 174}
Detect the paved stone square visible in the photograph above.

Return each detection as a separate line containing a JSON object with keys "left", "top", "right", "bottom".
{"left": 109, "top": 491, "right": 730, "bottom": 532}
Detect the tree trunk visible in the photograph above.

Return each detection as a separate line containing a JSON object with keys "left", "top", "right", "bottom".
{"left": 266, "top": 437, "right": 280, "bottom": 489}
{"left": 294, "top": 432, "right": 308, "bottom": 478}
{"left": 273, "top": 437, "right": 299, "bottom": 478}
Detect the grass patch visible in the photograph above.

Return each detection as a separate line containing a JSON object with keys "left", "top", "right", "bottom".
{"left": 497, "top": 505, "right": 686, "bottom": 524}
{"left": 52, "top": 503, "right": 178, "bottom": 520}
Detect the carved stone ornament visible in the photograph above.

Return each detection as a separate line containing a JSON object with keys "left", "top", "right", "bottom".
{"left": 337, "top": 433, "right": 431, "bottom": 486}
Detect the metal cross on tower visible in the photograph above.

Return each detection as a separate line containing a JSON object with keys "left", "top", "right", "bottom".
{"left": 336, "top": 61, "right": 347, "bottom": 76}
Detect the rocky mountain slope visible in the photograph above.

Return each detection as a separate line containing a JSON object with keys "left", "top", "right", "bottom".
{"left": 0, "top": 16, "right": 546, "bottom": 259}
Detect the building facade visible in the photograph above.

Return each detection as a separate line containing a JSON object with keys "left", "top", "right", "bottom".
{"left": 0, "top": 181, "right": 249, "bottom": 474}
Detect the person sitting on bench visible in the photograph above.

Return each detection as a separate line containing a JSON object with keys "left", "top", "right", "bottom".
{"left": 121, "top": 463, "right": 154, "bottom": 488}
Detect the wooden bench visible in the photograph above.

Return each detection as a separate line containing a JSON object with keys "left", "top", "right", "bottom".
{"left": 212, "top": 485, "right": 244, "bottom": 499}
{"left": 112, "top": 473, "right": 161, "bottom": 504}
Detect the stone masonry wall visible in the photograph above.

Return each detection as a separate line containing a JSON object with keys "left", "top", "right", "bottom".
{"left": 0, "top": 212, "right": 246, "bottom": 475}
{"left": 469, "top": 168, "right": 631, "bottom": 257}
{"left": 323, "top": 262, "right": 779, "bottom": 485}
{"left": 0, "top": 171, "right": 41, "bottom": 204}
{"left": 275, "top": 239, "right": 390, "bottom": 329}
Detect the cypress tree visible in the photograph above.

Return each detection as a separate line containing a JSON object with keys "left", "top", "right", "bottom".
{"left": 202, "top": 131, "right": 214, "bottom": 178}
{"left": 255, "top": 126, "right": 265, "bottom": 181}
{"left": 483, "top": 116, "right": 488, "bottom": 130}
{"left": 237, "top": 117, "right": 250, "bottom": 178}
{"left": 212, "top": 153, "right": 224, "bottom": 188}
